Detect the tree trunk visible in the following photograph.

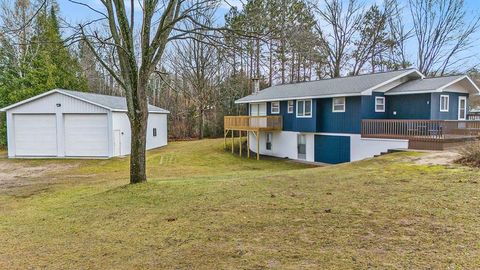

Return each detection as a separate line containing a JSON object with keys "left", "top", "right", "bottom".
{"left": 198, "top": 108, "right": 204, "bottom": 139}
{"left": 129, "top": 112, "right": 148, "bottom": 183}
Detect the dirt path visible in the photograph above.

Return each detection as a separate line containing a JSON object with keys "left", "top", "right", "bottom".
{"left": 0, "top": 160, "right": 77, "bottom": 196}
{"left": 411, "top": 150, "right": 460, "bottom": 166}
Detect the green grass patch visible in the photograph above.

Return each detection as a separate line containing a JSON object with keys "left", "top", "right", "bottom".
{"left": 0, "top": 139, "right": 479, "bottom": 269}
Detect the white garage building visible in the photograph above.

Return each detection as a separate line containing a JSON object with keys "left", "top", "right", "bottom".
{"left": 0, "top": 89, "right": 169, "bottom": 158}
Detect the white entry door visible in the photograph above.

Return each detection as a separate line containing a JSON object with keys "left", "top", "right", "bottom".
{"left": 13, "top": 114, "right": 57, "bottom": 156}
{"left": 64, "top": 114, "right": 109, "bottom": 157}
{"left": 458, "top": 96, "right": 467, "bottom": 120}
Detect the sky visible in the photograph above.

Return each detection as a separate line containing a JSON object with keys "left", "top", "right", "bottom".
{"left": 57, "top": 0, "right": 480, "bottom": 72}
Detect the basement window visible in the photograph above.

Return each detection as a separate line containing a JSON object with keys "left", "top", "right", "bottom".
{"left": 266, "top": 132, "right": 273, "bottom": 150}
{"left": 153, "top": 128, "right": 157, "bottom": 137}
{"left": 440, "top": 95, "right": 449, "bottom": 112}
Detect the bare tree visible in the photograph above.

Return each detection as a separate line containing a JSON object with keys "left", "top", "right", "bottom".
{"left": 385, "top": 0, "right": 412, "bottom": 70}
{"left": 71, "top": 0, "right": 223, "bottom": 183}
{"left": 409, "top": 0, "right": 480, "bottom": 76}
{"left": 315, "top": 0, "right": 363, "bottom": 78}
{"left": 169, "top": 13, "right": 219, "bottom": 139}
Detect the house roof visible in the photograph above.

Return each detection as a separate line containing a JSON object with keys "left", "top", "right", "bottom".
{"left": 0, "top": 89, "right": 170, "bottom": 113}
{"left": 235, "top": 69, "right": 422, "bottom": 104}
{"left": 385, "top": 75, "right": 480, "bottom": 95}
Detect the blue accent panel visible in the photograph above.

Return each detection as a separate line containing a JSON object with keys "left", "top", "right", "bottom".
{"left": 280, "top": 101, "right": 295, "bottom": 130}
{"left": 361, "top": 92, "right": 388, "bottom": 119}
{"left": 316, "top": 96, "right": 362, "bottom": 133}
{"left": 266, "top": 100, "right": 316, "bottom": 132}
{"left": 387, "top": 93, "right": 431, "bottom": 119}
{"left": 294, "top": 99, "right": 317, "bottom": 132}
{"left": 430, "top": 92, "right": 469, "bottom": 120}
{"left": 314, "top": 135, "right": 350, "bottom": 164}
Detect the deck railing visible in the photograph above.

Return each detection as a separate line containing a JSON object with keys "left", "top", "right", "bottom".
{"left": 361, "top": 119, "right": 480, "bottom": 141}
{"left": 224, "top": 115, "right": 282, "bottom": 131}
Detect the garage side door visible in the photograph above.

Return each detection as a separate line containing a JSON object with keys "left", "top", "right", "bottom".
{"left": 314, "top": 135, "right": 350, "bottom": 164}
{"left": 64, "top": 114, "right": 109, "bottom": 157}
{"left": 14, "top": 114, "right": 57, "bottom": 156}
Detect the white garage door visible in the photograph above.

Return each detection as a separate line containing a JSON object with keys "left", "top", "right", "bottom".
{"left": 14, "top": 114, "right": 58, "bottom": 156}
{"left": 64, "top": 114, "right": 109, "bottom": 157}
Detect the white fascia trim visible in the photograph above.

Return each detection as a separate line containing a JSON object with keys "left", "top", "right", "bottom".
{"left": 0, "top": 89, "right": 58, "bottom": 111}
{"left": 385, "top": 89, "right": 440, "bottom": 95}
{"left": 361, "top": 69, "right": 424, "bottom": 95}
{"left": 112, "top": 109, "right": 170, "bottom": 114}
{"left": 235, "top": 93, "right": 361, "bottom": 104}
{"left": 56, "top": 90, "right": 115, "bottom": 111}
{"left": 438, "top": 75, "right": 480, "bottom": 94}
{"left": 0, "top": 89, "right": 114, "bottom": 112}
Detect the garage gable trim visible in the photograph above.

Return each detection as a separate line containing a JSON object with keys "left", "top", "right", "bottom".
{"left": 0, "top": 89, "right": 112, "bottom": 112}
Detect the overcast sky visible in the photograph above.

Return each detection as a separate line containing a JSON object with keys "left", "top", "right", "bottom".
{"left": 57, "top": 0, "right": 480, "bottom": 72}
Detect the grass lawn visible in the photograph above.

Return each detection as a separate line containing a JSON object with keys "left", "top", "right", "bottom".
{"left": 0, "top": 139, "right": 479, "bottom": 269}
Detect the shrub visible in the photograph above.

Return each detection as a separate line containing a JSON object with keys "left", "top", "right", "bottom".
{"left": 456, "top": 142, "right": 480, "bottom": 167}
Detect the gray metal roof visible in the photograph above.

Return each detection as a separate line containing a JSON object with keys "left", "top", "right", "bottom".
{"left": 385, "top": 75, "right": 465, "bottom": 95}
{"left": 235, "top": 69, "right": 420, "bottom": 103}
{"left": 59, "top": 89, "right": 169, "bottom": 113}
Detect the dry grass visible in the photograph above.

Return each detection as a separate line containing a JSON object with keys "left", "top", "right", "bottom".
{"left": 0, "top": 139, "right": 479, "bottom": 269}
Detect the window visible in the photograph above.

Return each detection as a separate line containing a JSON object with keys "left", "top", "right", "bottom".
{"left": 266, "top": 132, "right": 273, "bottom": 150}
{"left": 375, "top": 97, "right": 385, "bottom": 112}
{"left": 271, "top": 101, "right": 280, "bottom": 114}
{"left": 440, "top": 95, "right": 449, "bottom": 112}
{"left": 297, "top": 134, "right": 306, "bottom": 160}
{"left": 250, "top": 103, "right": 267, "bottom": 116}
{"left": 332, "top": 97, "right": 345, "bottom": 112}
{"left": 153, "top": 128, "right": 157, "bottom": 137}
{"left": 297, "top": 99, "right": 312, "bottom": 118}
{"left": 288, "top": 100, "right": 294, "bottom": 113}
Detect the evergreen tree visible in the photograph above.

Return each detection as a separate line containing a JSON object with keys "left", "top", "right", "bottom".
{"left": 0, "top": 0, "right": 87, "bottom": 147}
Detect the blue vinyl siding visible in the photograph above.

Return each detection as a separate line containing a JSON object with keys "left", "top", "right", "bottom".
{"left": 361, "top": 92, "right": 388, "bottom": 119}
{"left": 314, "top": 135, "right": 350, "bottom": 164}
{"left": 316, "top": 96, "right": 362, "bottom": 133}
{"left": 268, "top": 100, "right": 317, "bottom": 132}
{"left": 430, "top": 92, "right": 469, "bottom": 120}
{"left": 387, "top": 93, "right": 431, "bottom": 119}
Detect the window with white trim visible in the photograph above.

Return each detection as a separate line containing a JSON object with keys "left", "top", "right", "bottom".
{"left": 375, "top": 96, "right": 385, "bottom": 112}
{"left": 271, "top": 101, "right": 280, "bottom": 114}
{"left": 297, "top": 134, "right": 306, "bottom": 160}
{"left": 287, "top": 100, "right": 294, "bottom": 113}
{"left": 296, "top": 99, "right": 312, "bottom": 117}
{"left": 440, "top": 95, "right": 449, "bottom": 112}
{"left": 332, "top": 97, "right": 345, "bottom": 112}
{"left": 266, "top": 132, "right": 273, "bottom": 150}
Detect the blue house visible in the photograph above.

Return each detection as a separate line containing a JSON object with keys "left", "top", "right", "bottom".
{"left": 225, "top": 69, "right": 480, "bottom": 164}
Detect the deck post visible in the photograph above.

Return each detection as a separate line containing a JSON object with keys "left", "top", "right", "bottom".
{"left": 224, "top": 129, "right": 227, "bottom": 149}
{"left": 247, "top": 131, "right": 250, "bottom": 158}
{"left": 239, "top": 131, "right": 242, "bottom": 157}
{"left": 256, "top": 131, "right": 260, "bottom": 160}
{"left": 231, "top": 130, "right": 234, "bottom": 153}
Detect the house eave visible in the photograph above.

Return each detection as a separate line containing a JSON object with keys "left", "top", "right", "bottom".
{"left": 234, "top": 93, "right": 362, "bottom": 104}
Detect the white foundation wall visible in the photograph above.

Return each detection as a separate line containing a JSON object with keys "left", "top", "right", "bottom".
{"left": 349, "top": 135, "right": 409, "bottom": 161}
{"left": 248, "top": 131, "right": 315, "bottom": 162}
{"left": 112, "top": 112, "right": 168, "bottom": 156}
{"left": 248, "top": 131, "right": 408, "bottom": 163}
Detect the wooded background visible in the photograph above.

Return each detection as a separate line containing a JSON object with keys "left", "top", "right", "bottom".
{"left": 1, "top": 0, "right": 479, "bottom": 147}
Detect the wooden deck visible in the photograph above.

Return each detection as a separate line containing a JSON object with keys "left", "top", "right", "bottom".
{"left": 361, "top": 119, "right": 480, "bottom": 150}
{"left": 223, "top": 116, "right": 282, "bottom": 160}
